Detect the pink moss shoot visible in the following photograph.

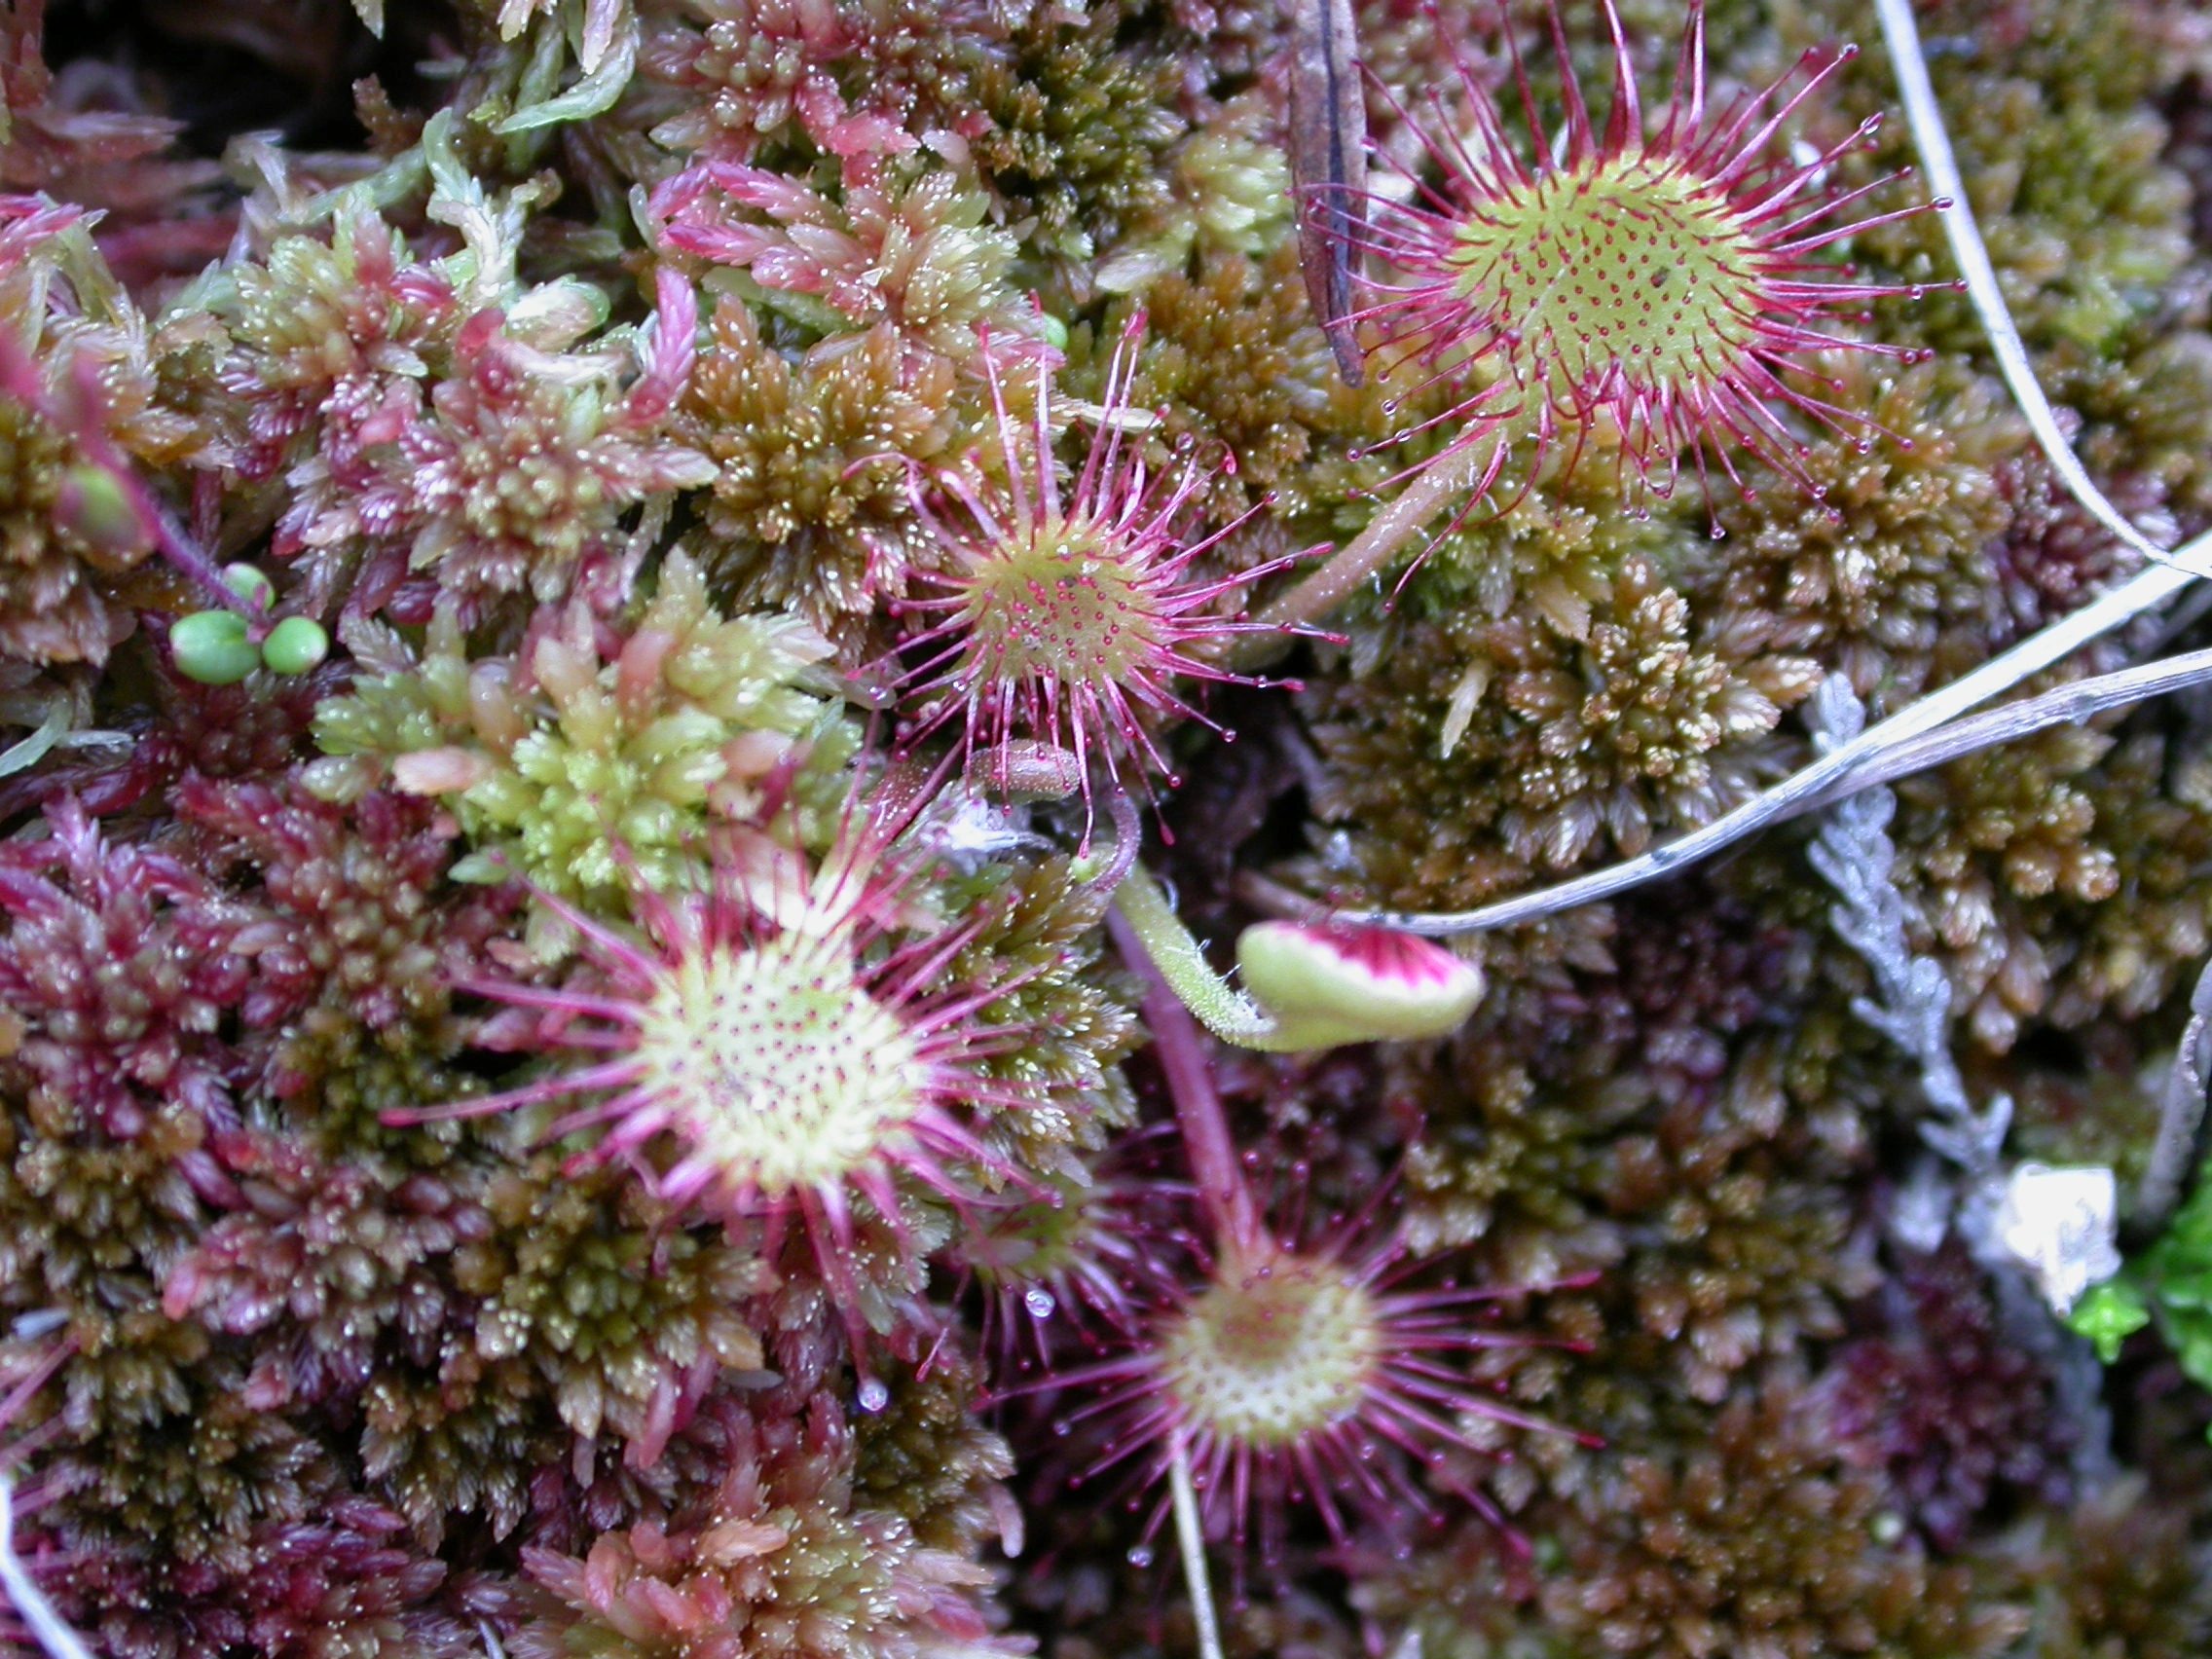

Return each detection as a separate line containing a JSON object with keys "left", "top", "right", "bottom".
{"left": 1348, "top": 0, "right": 1940, "bottom": 506}
{"left": 387, "top": 815, "right": 1045, "bottom": 1352}
{"left": 891, "top": 315, "right": 1309, "bottom": 821}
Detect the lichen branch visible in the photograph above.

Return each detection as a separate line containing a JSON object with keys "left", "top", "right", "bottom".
{"left": 1803, "top": 676, "right": 2008, "bottom": 1174}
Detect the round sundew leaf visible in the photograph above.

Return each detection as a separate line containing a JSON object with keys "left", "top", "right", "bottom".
{"left": 220, "top": 562, "right": 276, "bottom": 610}
{"left": 1348, "top": 0, "right": 1933, "bottom": 505}
{"left": 170, "top": 609, "right": 262, "bottom": 685}
{"left": 261, "top": 615, "right": 331, "bottom": 676}
{"left": 1159, "top": 1246, "right": 1382, "bottom": 1448}
{"left": 960, "top": 528, "right": 1163, "bottom": 686}
{"left": 1448, "top": 156, "right": 1766, "bottom": 408}
{"left": 634, "top": 929, "right": 928, "bottom": 1198}
{"left": 893, "top": 316, "right": 1286, "bottom": 817}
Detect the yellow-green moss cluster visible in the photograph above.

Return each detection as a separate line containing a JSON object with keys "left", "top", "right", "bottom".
{"left": 309, "top": 551, "right": 856, "bottom": 913}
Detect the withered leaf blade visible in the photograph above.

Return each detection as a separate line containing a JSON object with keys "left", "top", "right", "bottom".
{"left": 1288, "top": 0, "right": 1367, "bottom": 387}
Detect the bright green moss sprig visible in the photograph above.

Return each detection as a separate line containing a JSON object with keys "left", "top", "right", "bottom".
{"left": 2069, "top": 1161, "right": 2212, "bottom": 1406}
{"left": 307, "top": 550, "right": 856, "bottom": 919}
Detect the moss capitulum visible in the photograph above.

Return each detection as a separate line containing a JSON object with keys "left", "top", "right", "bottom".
{"left": 1159, "top": 1248, "right": 1382, "bottom": 1448}
{"left": 635, "top": 930, "right": 926, "bottom": 1195}
{"left": 1450, "top": 154, "right": 1764, "bottom": 399}
{"left": 958, "top": 524, "right": 1159, "bottom": 687}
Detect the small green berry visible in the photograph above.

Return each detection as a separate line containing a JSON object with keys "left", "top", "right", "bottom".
{"left": 261, "top": 615, "right": 330, "bottom": 676}
{"left": 170, "top": 609, "right": 261, "bottom": 685}
{"left": 221, "top": 563, "right": 276, "bottom": 611}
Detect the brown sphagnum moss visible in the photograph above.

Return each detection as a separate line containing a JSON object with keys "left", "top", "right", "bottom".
{"left": 1305, "top": 551, "right": 1822, "bottom": 906}
{"left": 678, "top": 302, "right": 957, "bottom": 654}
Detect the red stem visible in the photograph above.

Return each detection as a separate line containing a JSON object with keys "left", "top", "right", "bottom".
{"left": 1107, "top": 907, "right": 1262, "bottom": 1252}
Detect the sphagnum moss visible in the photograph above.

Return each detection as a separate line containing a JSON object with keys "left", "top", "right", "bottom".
{"left": 0, "top": 2, "right": 2206, "bottom": 1657}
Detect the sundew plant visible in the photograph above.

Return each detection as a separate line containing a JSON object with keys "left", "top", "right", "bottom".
{"left": 5, "top": 0, "right": 2212, "bottom": 1657}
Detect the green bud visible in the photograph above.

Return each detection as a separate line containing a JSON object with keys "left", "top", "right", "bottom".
{"left": 506, "top": 277, "right": 613, "bottom": 349}
{"left": 170, "top": 609, "right": 261, "bottom": 685}
{"left": 1037, "top": 312, "right": 1070, "bottom": 351}
{"left": 55, "top": 464, "right": 152, "bottom": 562}
{"left": 221, "top": 563, "right": 275, "bottom": 611}
{"left": 261, "top": 615, "right": 330, "bottom": 676}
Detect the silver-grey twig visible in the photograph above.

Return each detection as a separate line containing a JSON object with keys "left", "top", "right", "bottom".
{"left": 1804, "top": 677, "right": 2009, "bottom": 1174}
